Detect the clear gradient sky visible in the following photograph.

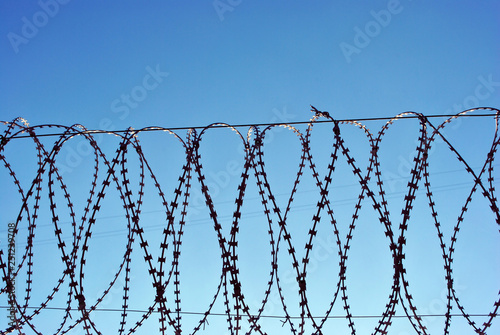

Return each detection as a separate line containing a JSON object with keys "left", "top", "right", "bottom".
{"left": 0, "top": 1, "right": 499, "bottom": 334}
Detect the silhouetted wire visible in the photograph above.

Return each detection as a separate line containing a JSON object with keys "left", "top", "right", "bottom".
{"left": 3, "top": 178, "right": 484, "bottom": 248}
{"left": 1, "top": 112, "right": 498, "bottom": 140}
{"left": 0, "top": 305, "right": 493, "bottom": 319}
{"left": 1, "top": 108, "right": 499, "bottom": 334}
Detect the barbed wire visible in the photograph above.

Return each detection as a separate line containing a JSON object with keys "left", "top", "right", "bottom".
{"left": 0, "top": 107, "right": 498, "bottom": 334}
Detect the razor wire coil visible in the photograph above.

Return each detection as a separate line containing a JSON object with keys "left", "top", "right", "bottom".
{"left": 0, "top": 108, "right": 499, "bottom": 334}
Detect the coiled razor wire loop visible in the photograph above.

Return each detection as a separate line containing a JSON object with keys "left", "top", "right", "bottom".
{"left": 0, "top": 108, "right": 498, "bottom": 334}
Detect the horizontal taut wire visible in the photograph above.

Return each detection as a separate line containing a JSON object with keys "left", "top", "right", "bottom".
{"left": 1, "top": 110, "right": 498, "bottom": 140}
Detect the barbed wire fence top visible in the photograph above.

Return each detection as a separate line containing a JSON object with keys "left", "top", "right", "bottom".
{"left": 0, "top": 107, "right": 499, "bottom": 335}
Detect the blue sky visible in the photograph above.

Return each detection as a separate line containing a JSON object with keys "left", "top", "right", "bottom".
{"left": 0, "top": 1, "right": 499, "bottom": 334}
